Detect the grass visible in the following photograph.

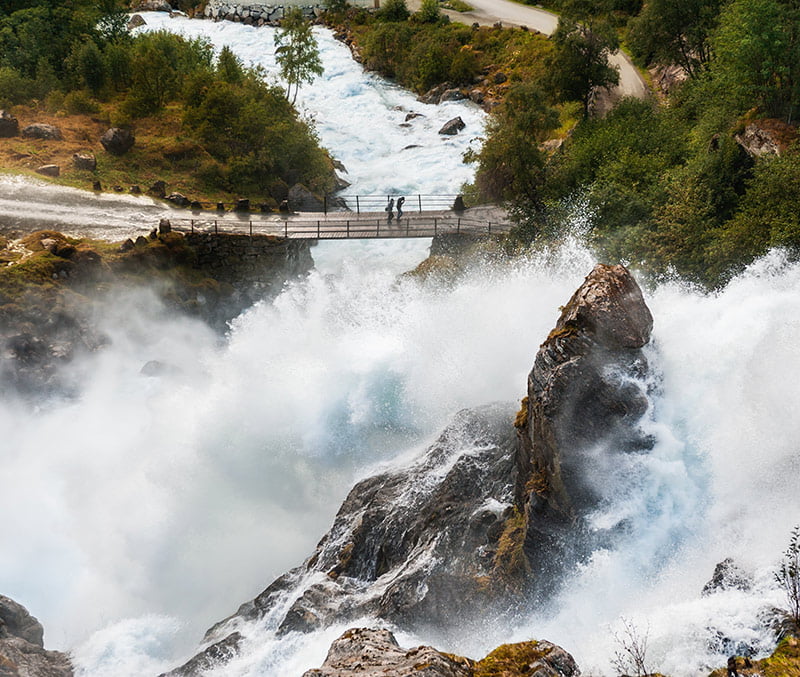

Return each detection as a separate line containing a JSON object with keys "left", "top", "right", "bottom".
{"left": 442, "top": 0, "right": 474, "bottom": 12}
{"left": 708, "top": 636, "right": 800, "bottom": 677}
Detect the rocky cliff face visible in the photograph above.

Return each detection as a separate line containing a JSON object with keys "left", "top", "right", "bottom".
{"left": 0, "top": 596, "right": 72, "bottom": 677}
{"left": 517, "top": 264, "right": 654, "bottom": 595}
{"left": 165, "top": 263, "right": 655, "bottom": 675}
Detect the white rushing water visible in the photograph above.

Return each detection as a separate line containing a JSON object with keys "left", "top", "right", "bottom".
{"left": 1, "top": 13, "right": 799, "bottom": 677}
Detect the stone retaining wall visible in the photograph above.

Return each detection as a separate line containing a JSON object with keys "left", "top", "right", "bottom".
{"left": 203, "top": 0, "right": 377, "bottom": 23}
{"left": 185, "top": 232, "right": 314, "bottom": 294}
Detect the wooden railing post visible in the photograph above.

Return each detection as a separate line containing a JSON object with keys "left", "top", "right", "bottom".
{"left": 214, "top": 220, "right": 218, "bottom": 235}
{"left": 317, "top": 220, "right": 320, "bottom": 238}
{"left": 356, "top": 195, "right": 360, "bottom": 214}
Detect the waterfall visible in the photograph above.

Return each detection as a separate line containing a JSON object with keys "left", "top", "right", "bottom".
{"left": 1, "top": 14, "right": 798, "bottom": 677}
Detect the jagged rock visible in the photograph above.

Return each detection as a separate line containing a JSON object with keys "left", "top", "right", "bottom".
{"left": 0, "top": 596, "right": 72, "bottom": 677}
{"left": 100, "top": 127, "right": 135, "bottom": 156}
{"left": 135, "top": 235, "right": 149, "bottom": 247}
{"left": 22, "top": 124, "right": 62, "bottom": 141}
{"left": 735, "top": 120, "right": 797, "bottom": 157}
{"left": 159, "top": 633, "right": 243, "bottom": 677}
{"left": 301, "top": 628, "right": 471, "bottom": 677}
{"left": 72, "top": 153, "right": 96, "bottom": 171}
{"left": 702, "top": 558, "right": 752, "bottom": 596}
{"left": 0, "top": 596, "right": 44, "bottom": 646}
{"left": 166, "top": 193, "right": 190, "bottom": 207}
{"left": 517, "top": 264, "right": 654, "bottom": 592}
{"left": 440, "top": 88, "right": 466, "bottom": 102}
{"left": 418, "top": 83, "right": 453, "bottom": 105}
{"left": 438, "top": 117, "right": 465, "bottom": 135}
{"left": 405, "top": 112, "right": 423, "bottom": 122}
{"left": 35, "top": 165, "right": 60, "bottom": 178}
{"left": 127, "top": 13, "right": 146, "bottom": 29}
{"left": 196, "top": 403, "right": 522, "bottom": 655}
{"left": 0, "top": 111, "right": 19, "bottom": 138}
{"left": 119, "top": 238, "right": 135, "bottom": 252}
{"left": 288, "top": 183, "right": 324, "bottom": 211}
{"left": 474, "top": 640, "right": 580, "bottom": 676}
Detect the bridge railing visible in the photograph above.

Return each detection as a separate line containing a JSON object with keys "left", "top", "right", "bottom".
{"left": 168, "top": 213, "right": 506, "bottom": 239}
{"left": 332, "top": 194, "right": 462, "bottom": 215}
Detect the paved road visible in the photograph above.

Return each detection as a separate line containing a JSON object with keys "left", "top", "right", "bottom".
{"left": 412, "top": 0, "right": 648, "bottom": 103}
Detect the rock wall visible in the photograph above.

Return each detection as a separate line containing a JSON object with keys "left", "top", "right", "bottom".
{"left": 0, "top": 596, "right": 72, "bottom": 677}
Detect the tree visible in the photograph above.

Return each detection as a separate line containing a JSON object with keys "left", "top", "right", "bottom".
{"left": 466, "top": 81, "right": 559, "bottom": 214}
{"left": 378, "top": 0, "right": 411, "bottom": 22}
{"left": 546, "top": 16, "right": 619, "bottom": 117}
{"left": 775, "top": 525, "right": 800, "bottom": 626}
{"left": 274, "top": 8, "right": 323, "bottom": 104}
{"left": 416, "top": 0, "right": 441, "bottom": 23}
{"left": 627, "top": 0, "right": 721, "bottom": 77}
{"left": 611, "top": 617, "right": 651, "bottom": 677}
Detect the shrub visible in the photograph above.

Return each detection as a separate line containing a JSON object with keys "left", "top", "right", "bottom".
{"left": 0, "top": 66, "right": 33, "bottom": 106}
{"left": 63, "top": 90, "right": 100, "bottom": 115}
{"left": 378, "top": 0, "right": 410, "bottom": 22}
{"left": 776, "top": 525, "right": 800, "bottom": 626}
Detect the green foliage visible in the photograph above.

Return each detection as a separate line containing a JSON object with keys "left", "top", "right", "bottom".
{"left": 63, "top": 89, "right": 100, "bottom": 115}
{"left": 416, "top": 0, "right": 442, "bottom": 24}
{"left": 627, "top": 0, "right": 720, "bottom": 76}
{"left": 378, "top": 0, "right": 411, "bottom": 22}
{"left": 546, "top": 17, "right": 619, "bottom": 117}
{"left": 0, "top": 66, "right": 32, "bottom": 106}
{"left": 217, "top": 45, "right": 245, "bottom": 84}
{"left": 275, "top": 8, "right": 323, "bottom": 104}
{"left": 466, "top": 82, "right": 559, "bottom": 212}
{"left": 70, "top": 40, "right": 106, "bottom": 95}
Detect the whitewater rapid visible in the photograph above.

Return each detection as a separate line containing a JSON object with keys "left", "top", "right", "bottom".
{"left": 1, "top": 13, "right": 799, "bottom": 677}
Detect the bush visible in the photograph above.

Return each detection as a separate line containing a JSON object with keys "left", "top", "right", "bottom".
{"left": 0, "top": 66, "right": 33, "bottom": 106}
{"left": 378, "top": 0, "right": 410, "bottom": 22}
{"left": 416, "top": 0, "right": 441, "bottom": 23}
{"left": 63, "top": 90, "right": 100, "bottom": 115}
{"left": 776, "top": 525, "right": 800, "bottom": 626}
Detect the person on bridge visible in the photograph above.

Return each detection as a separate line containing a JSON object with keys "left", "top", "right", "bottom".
{"left": 386, "top": 197, "right": 395, "bottom": 223}
{"left": 396, "top": 196, "right": 405, "bottom": 221}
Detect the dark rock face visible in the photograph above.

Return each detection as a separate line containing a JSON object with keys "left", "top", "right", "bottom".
{"left": 0, "top": 596, "right": 72, "bottom": 677}
{"left": 201, "top": 404, "right": 522, "bottom": 647}
{"left": 0, "top": 111, "right": 19, "bottom": 138}
{"left": 517, "top": 263, "right": 653, "bottom": 593}
{"left": 702, "top": 558, "right": 752, "bottom": 596}
{"left": 100, "top": 127, "right": 135, "bottom": 156}
{"left": 166, "top": 192, "right": 190, "bottom": 207}
{"left": 302, "top": 628, "right": 471, "bottom": 677}
{"left": 438, "top": 117, "right": 466, "bottom": 135}
{"left": 159, "top": 632, "right": 243, "bottom": 677}
{"left": 22, "top": 124, "right": 62, "bottom": 141}
{"left": 288, "top": 183, "right": 324, "bottom": 212}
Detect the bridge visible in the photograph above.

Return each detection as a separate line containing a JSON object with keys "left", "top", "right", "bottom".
{"left": 165, "top": 194, "right": 510, "bottom": 240}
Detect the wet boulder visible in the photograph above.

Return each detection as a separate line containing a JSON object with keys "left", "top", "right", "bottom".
{"left": 438, "top": 116, "right": 465, "bottom": 135}
{"left": 100, "top": 127, "right": 135, "bottom": 156}
{"left": 127, "top": 13, "right": 147, "bottom": 29}
{"left": 302, "top": 628, "right": 471, "bottom": 677}
{"left": 702, "top": 558, "right": 752, "bottom": 595}
{"left": 22, "top": 124, "right": 63, "bottom": 141}
{"left": 0, "top": 110, "right": 19, "bottom": 138}
{"left": 166, "top": 193, "right": 190, "bottom": 207}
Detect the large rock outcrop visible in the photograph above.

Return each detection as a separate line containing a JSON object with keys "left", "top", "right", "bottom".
{"left": 164, "top": 263, "right": 654, "bottom": 675}
{"left": 516, "top": 264, "right": 653, "bottom": 593}
{"left": 0, "top": 596, "right": 72, "bottom": 677}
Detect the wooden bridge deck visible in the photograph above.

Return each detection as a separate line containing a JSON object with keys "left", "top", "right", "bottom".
{"left": 168, "top": 210, "right": 510, "bottom": 240}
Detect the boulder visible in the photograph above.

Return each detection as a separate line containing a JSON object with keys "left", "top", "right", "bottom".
{"left": 72, "top": 153, "right": 96, "bottom": 171}
{"left": 130, "top": 185, "right": 141, "bottom": 195}
{"left": 100, "top": 127, "right": 135, "bottom": 156}
{"left": 127, "top": 13, "right": 147, "bottom": 29}
{"left": 735, "top": 120, "right": 797, "bottom": 158}
{"left": 288, "top": 183, "right": 324, "bottom": 211}
{"left": 0, "top": 595, "right": 44, "bottom": 646}
{"left": 301, "top": 628, "right": 471, "bottom": 677}
{"left": 35, "top": 165, "right": 60, "bottom": 178}
{"left": 92, "top": 180, "right": 102, "bottom": 191}
{"left": 148, "top": 180, "right": 167, "bottom": 198}
{"left": 22, "top": 124, "right": 62, "bottom": 141}
{"left": 469, "top": 88, "right": 485, "bottom": 104}
{"left": 166, "top": 193, "right": 190, "bottom": 207}
{"left": 493, "top": 71, "right": 507, "bottom": 84}
{"left": 404, "top": 112, "right": 424, "bottom": 122}
{"left": 417, "top": 82, "right": 452, "bottom": 105}
{"left": 158, "top": 218, "right": 172, "bottom": 234}
{"left": 702, "top": 558, "right": 752, "bottom": 595}
{"left": 0, "top": 595, "right": 72, "bottom": 677}
{"left": 0, "top": 110, "right": 19, "bottom": 138}
{"left": 119, "top": 238, "right": 135, "bottom": 253}
{"left": 135, "top": 235, "right": 149, "bottom": 247}
{"left": 439, "top": 88, "right": 466, "bottom": 102}
{"left": 233, "top": 198, "right": 250, "bottom": 212}
{"left": 438, "top": 116, "right": 465, "bottom": 135}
